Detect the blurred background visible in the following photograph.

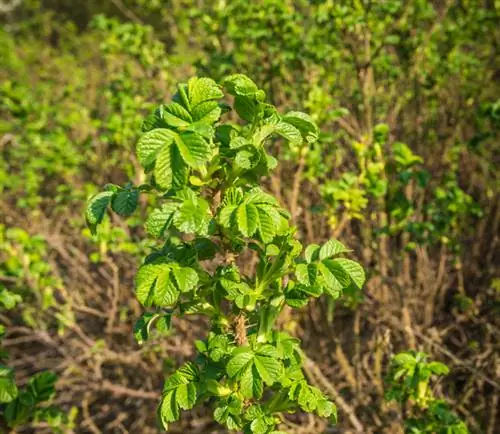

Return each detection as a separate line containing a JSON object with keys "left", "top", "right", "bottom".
{"left": 0, "top": 0, "right": 499, "bottom": 433}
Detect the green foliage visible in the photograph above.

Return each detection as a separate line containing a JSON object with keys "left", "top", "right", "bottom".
{"left": 87, "top": 74, "right": 365, "bottom": 432}
{"left": 0, "top": 240, "right": 71, "bottom": 430}
{"left": 385, "top": 351, "right": 468, "bottom": 434}
{"left": 0, "top": 226, "right": 74, "bottom": 331}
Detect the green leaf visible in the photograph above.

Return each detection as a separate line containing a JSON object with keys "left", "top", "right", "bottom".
{"left": 245, "top": 188, "right": 278, "bottom": 206}
{"left": 27, "top": 371, "right": 57, "bottom": 403}
{"left": 135, "top": 262, "right": 181, "bottom": 307}
{"left": 161, "top": 102, "right": 192, "bottom": 127}
{"left": 316, "top": 399, "right": 337, "bottom": 422}
{"left": 295, "top": 263, "right": 317, "bottom": 286}
{"left": 137, "top": 128, "right": 175, "bottom": 169}
{"left": 174, "top": 196, "right": 212, "bottom": 235}
{"left": 237, "top": 204, "right": 259, "bottom": 237}
{"left": 223, "top": 74, "right": 261, "bottom": 97}
{"left": 171, "top": 145, "right": 189, "bottom": 189}
{"left": 226, "top": 349, "right": 254, "bottom": 378}
{"left": 4, "top": 393, "right": 33, "bottom": 427}
{"left": 219, "top": 204, "right": 238, "bottom": 228}
{"left": 319, "top": 240, "right": 351, "bottom": 260}
{"left": 111, "top": 188, "right": 138, "bottom": 216}
{"left": 304, "top": 244, "right": 320, "bottom": 263}
{"left": 254, "top": 354, "right": 282, "bottom": 385}
{"left": 332, "top": 258, "right": 366, "bottom": 289}
{"left": 0, "top": 288, "right": 22, "bottom": 310}
{"left": 154, "top": 267, "right": 179, "bottom": 306}
{"left": 158, "top": 390, "right": 179, "bottom": 426}
{"left": 282, "top": 111, "right": 319, "bottom": 143}
{"left": 393, "top": 352, "right": 416, "bottom": 365}
{"left": 284, "top": 287, "right": 309, "bottom": 308}
{"left": 256, "top": 207, "right": 275, "bottom": 243}
{"left": 86, "top": 191, "right": 113, "bottom": 234}
{"left": 136, "top": 263, "right": 162, "bottom": 306}
{"left": 234, "top": 96, "right": 258, "bottom": 122}
{"left": 297, "top": 383, "right": 319, "bottom": 412}
{"left": 191, "top": 100, "right": 221, "bottom": 124}
{"left": 235, "top": 149, "right": 259, "bottom": 169}
{"left": 176, "top": 382, "right": 197, "bottom": 410}
{"left": 145, "top": 202, "right": 179, "bottom": 238}
{"left": 171, "top": 266, "right": 199, "bottom": 293}
{"left": 175, "top": 132, "right": 211, "bottom": 167}
{"left": 133, "top": 312, "right": 158, "bottom": 345}
{"left": 155, "top": 141, "right": 174, "bottom": 190}
{"left": 428, "top": 362, "right": 449, "bottom": 376}
{"left": 317, "top": 261, "right": 347, "bottom": 296}
{"left": 240, "top": 364, "right": 263, "bottom": 399}
{"left": 274, "top": 121, "right": 302, "bottom": 145}
{"left": 188, "top": 77, "right": 223, "bottom": 107}
{"left": 0, "top": 367, "right": 18, "bottom": 403}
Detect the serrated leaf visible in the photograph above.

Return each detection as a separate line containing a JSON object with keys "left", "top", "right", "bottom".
{"left": 171, "top": 145, "right": 189, "bottom": 188}
{"left": 135, "top": 263, "right": 165, "bottom": 307}
{"left": 317, "top": 262, "right": 344, "bottom": 296}
{"left": 175, "top": 132, "right": 210, "bottom": 167}
{"left": 145, "top": 202, "right": 179, "bottom": 238}
{"left": 254, "top": 355, "right": 282, "bottom": 385}
{"left": 142, "top": 108, "right": 166, "bottom": 132}
{"left": 159, "top": 391, "right": 179, "bottom": 425}
{"left": 176, "top": 382, "right": 197, "bottom": 410}
{"left": 304, "top": 244, "right": 320, "bottom": 263}
{"left": 282, "top": 111, "right": 319, "bottom": 143}
{"left": 274, "top": 121, "right": 303, "bottom": 145}
{"left": 237, "top": 204, "right": 259, "bottom": 237}
{"left": 256, "top": 207, "right": 275, "bottom": 243}
{"left": 226, "top": 350, "right": 254, "bottom": 378}
{"left": 188, "top": 77, "right": 224, "bottom": 107}
{"left": 284, "top": 288, "right": 309, "bottom": 308}
{"left": 190, "top": 100, "right": 221, "bottom": 124}
{"left": 223, "top": 74, "right": 260, "bottom": 97}
{"left": 245, "top": 188, "right": 278, "bottom": 205}
{"left": 111, "top": 188, "right": 138, "bottom": 216}
{"left": 332, "top": 258, "right": 366, "bottom": 289}
{"left": 172, "top": 266, "right": 198, "bottom": 293}
{"left": 219, "top": 204, "right": 238, "bottom": 228}
{"left": 86, "top": 191, "right": 113, "bottom": 233}
{"left": 234, "top": 95, "right": 258, "bottom": 122}
{"left": 174, "top": 196, "right": 212, "bottom": 235}
{"left": 137, "top": 128, "right": 175, "bottom": 169}
{"left": 316, "top": 399, "right": 337, "bottom": 422}
{"left": 250, "top": 418, "right": 268, "bottom": 434}
{"left": 161, "top": 102, "right": 192, "bottom": 127}
{"left": 298, "top": 383, "right": 318, "bottom": 412}
{"left": 154, "top": 267, "right": 179, "bottom": 306}
{"left": 235, "top": 149, "right": 258, "bottom": 169}
{"left": 230, "top": 136, "right": 250, "bottom": 149}
{"left": 240, "top": 364, "right": 263, "bottom": 399}
{"left": 319, "top": 240, "right": 351, "bottom": 260}
{"left": 296, "top": 263, "right": 317, "bottom": 286}
{"left": 154, "top": 141, "right": 173, "bottom": 190}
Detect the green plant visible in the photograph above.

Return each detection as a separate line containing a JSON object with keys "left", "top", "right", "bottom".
{"left": 385, "top": 351, "right": 468, "bottom": 434}
{"left": 0, "top": 251, "right": 72, "bottom": 431}
{"left": 87, "top": 74, "right": 365, "bottom": 432}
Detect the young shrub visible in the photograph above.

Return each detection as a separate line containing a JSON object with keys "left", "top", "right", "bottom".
{"left": 385, "top": 351, "right": 468, "bottom": 434}
{"left": 87, "top": 74, "right": 365, "bottom": 432}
